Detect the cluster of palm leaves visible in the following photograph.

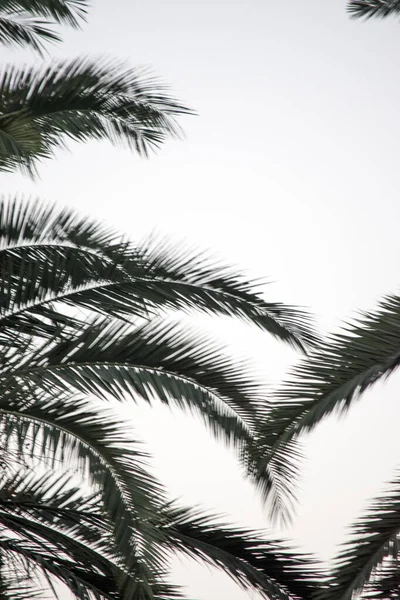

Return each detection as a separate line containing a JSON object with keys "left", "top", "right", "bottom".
{"left": 1, "top": 1, "right": 400, "bottom": 600}
{"left": 0, "top": 1, "right": 323, "bottom": 599}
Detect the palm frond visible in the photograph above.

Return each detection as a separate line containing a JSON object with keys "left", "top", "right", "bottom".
{"left": 0, "top": 15, "right": 59, "bottom": 54}
{"left": 1, "top": 315, "right": 268, "bottom": 476}
{"left": 0, "top": 392, "right": 169, "bottom": 596}
{"left": 323, "top": 471, "right": 400, "bottom": 600}
{"left": 160, "top": 503, "right": 323, "bottom": 600}
{"left": 0, "top": 58, "right": 192, "bottom": 174}
{"left": 0, "top": 197, "right": 318, "bottom": 352}
{"left": 0, "top": 468, "right": 160, "bottom": 600}
{"left": 0, "top": 0, "right": 88, "bottom": 27}
{"left": 347, "top": 1, "right": 400, "bottom": 19}
{"left": 255, "top": 293, "right": 400, "bottom": 515}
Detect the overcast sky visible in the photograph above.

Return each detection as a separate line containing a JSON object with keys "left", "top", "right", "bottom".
{"left": 3, "top": 1, "right": 400, "bottom": 598}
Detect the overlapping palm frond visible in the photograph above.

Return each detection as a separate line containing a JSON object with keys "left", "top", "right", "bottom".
{"left": 322, "top": 471, "right": 400, "bottom": 600}
{"left": 253, "top": 294, "right": 400, "bottom": 521}
{"left": 160, "top": 503, "right": 323, "bottom": 600}
{"left": 0, "top": 467, "right": 186, "bottom": 600}
{"left": 347, "top": 1, "right": 400, "bottom": 19}
{"left": 0, "top": 197, "right": 321, "bottom": 597}
{"left": 0, "top": 0, "right": 88, "bottom": 53}
{"left": 0, "top": 466, "right": 324, "bottom": 600}
{"left": 0, "top": 58, "right": 191, "bottom": 175}
{"left": 0, "top": 197, "right": 317, "bottom": 351}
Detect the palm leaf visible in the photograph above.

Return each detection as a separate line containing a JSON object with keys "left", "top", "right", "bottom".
{"left": 0, "top": 0, "right": 88, "bottom": 27}
{"left": 0, "top": 0, "right": 88, "bottom": 53}
{"left": 253, "top": 294, "right": 400, "bottom": 523}
{"left": 323, "top": 471, "right": 400, "bottom": 600}
{"left": 0, "top": 468, "right": 168, "bottom": 600}
{"left": 0, "top": 15, "right": 59, "bottom": 54}
{"left": 0, "top": 58, "right": 192, "bottom": 175}
{"left": 160, "top": 503, "right": 323, "bottom": 600}
{"left": 0, "top": 197, "right": 317, "bottom": 352}
{"left": 347, "top": 1, "right": 400, "bottom": 19}
{"left": 0, "top": 392, "right": 169, "bottom": 598}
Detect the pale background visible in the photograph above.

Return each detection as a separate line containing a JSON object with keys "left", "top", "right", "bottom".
{"left": 2, "top": 0, "right": 400, "bottom": 598}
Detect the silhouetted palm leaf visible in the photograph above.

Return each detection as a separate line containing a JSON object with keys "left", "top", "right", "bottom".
{"left": 0, "top": 0, "right": 88, "bottom": 53}
{"left": 0, "top": 58, "right": 191, "bottom": 175}
{"left": 254, "top": 294, "right": 400, "bottom": 521}
{"left": 347, "top": 1, "right": 400, "bottom": 19}
{"left": 0, "top": 197, "right": 320, "bottom": 598}
{"left": 322, "top": 471, "right": 400, "bottom": 600}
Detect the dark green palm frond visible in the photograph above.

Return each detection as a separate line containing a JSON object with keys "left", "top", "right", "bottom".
{"left": 244, "top": 437, "right": 303, "bottom": 526}
{"left": 0, "top": 1, "right": 88, "bottom": 53}
{"left": 120, "top": 235, "right": 318, "bottom": 352}
{"left": 323, "top": 471, "right": 400, "bottom": 600}
{"left": 0, "top": 0, "right": 88, "bottom": 27}
{"left": 246, "top": 294, "right": 400, "bottom": 522}
{"left": 160, "top": 503, "right": 323, "bottom": 600}
{"left": 0, "top": 468, "right": 144, "bottom": 600}
{"left": 0, "top": 58, "right": 192, "bottom": 175}
{"left": 0, "top": 197, "right": 317, "bottom": 351}
{"left": 2, "top": 316, "right": 264, "bottom": 469}
{"left": 0, "top": 393, "right": 168, "bottom": 595}
{"left": 347, "top": 1, "right": 400, "bottom": 19}
{"left": 258, "top": 294, "right": 400, "bottom": 472}
{"left": 0, "top": 15, "right": 59, "bottom": 54}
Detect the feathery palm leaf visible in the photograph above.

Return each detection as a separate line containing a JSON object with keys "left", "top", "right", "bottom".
{"left": 0, "top": 197, "right": 320, "bottom": 597}
{"left": 347, "top": 1, "right": 400, "bottom": 19}
{"left": 0, "top": 197, "right": 317, "bottom": 351}
{"left": 160, "top": 503, "right": 323, "bottom": 600}
{"left": 323, "top": 471, "right": 400, "bottom": 600}
{"left": 0, "top": 0, "right": 88, "bottom": 53}
{"left": 254, "top": 294, "right": 400, "bottom": 522}
{"left": 0, "top": 58, "right": 191, "bottom": 175}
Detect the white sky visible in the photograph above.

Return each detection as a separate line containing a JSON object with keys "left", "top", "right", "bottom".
{"left": 3, "top": 1, "right": 400, "bottom": 598}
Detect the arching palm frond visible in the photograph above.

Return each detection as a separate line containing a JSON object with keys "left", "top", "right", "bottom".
{"left": 0, "top": 197, "right": 317, "bottom": 351}
{"left": 0, "top": 197, "right": 322, "bottom": 596}
{"left": 252, "top": 294, "right": 400, "bottom": 521}
{"left": 0, "top": 0, "right": 88, "bottom": 53}
{"left": 0, "top": 15, "right": 59, "bottom": 54}
{"left": 0, "top": 58, "right": 192, "bottom": 175}
{"left": 0, "top": 468, "right": 176, "bottom": 600}
{"left": 323, "top": 471, "right": 400, "bottom": 600}
{"left": 347, "top": 1, "right": 400, "bottom": 19}
{"left": 0, "top": 466, "right": 324, "bottom": 600}
{"left": 0, "top": 0, "right": 88, "bottom": 26}
{"left": 160, "top": 503, "right": 323, "bottom": 600}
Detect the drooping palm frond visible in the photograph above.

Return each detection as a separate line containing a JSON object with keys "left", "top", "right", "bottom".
{"left": 160, "top": 503, "right": 324, "bottom": 600}
{"left": 0, "top": 15, "right": 59, "bottom": 54}
{"left": 323, "top": 471, "right": 400, "bottom": 600}
{"left": 0, "top": 58, "right": 192, "bottom": 175}
{"left": 253, "top": 294, "right": 400, "bottom": 521}
{"left": 0, "top": 197, "right": 318, "bottom": 351}
{"left": 0, "top": 466, "right": 326, "bottom": 600}
{"left": 0, "top": 197, "right": 322, "bottom": 597}
{"left": 347, "top": 0, "right": 400, "bottom": 19}
{"left": 0, "top": 196, "right": 319, "bottom": 524}
{"left": 0, "top": 0, "right": 88, "bottom": 53}
{"left": 0, "top": 391, "right": 170, "bottom": 596}
{"left": 0, "top": 468, "right": 178, "bottom": 600}
{"left": 0, "top": 0, "right": 87, "bottom": 26}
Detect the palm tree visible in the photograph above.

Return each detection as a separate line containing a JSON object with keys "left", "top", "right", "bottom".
{"left": 347, "top": 1, "right": 400, "bottom": 19}
{"left": 256, "top": 291, "right": 400, "bottom": 600}
{"left": 0, "top": 195, "right": 318, "bottom": 599}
